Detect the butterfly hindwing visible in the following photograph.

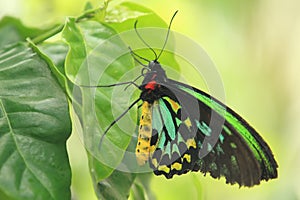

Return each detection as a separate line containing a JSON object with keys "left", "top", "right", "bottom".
{"left": 149, "top": 98, "right": 199, "bottom": 178}
{"left": 136, "top": 79, "right": 277, "bottom": 187}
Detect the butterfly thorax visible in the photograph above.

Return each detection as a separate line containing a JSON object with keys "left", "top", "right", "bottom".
{"left": 139, "top": 61, "right": 168, "bottom": 103}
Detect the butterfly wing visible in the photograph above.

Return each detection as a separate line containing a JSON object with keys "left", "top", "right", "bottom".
{"left": 147, "top": 79, "right": 278, "bottom": 187}
{"left": 149, "top": 97, "right": 202, "bottom": 177}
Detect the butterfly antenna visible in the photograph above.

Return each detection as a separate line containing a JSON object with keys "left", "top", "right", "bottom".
{"left": 124, "top": 73, "right": 144, "bottom": 91}
{"left": 134, "top": 20, "right": 158, "bottom": 60}
{"left": 99, "top": 98, "right": 141, "bottom": 151}
{"left": 157, "top": 10, "right": 178, "bottom": 60}
{"left": 128, "top": 46, "right": 149, "bottom": 67}
{"left": 79, "top": 81, "right": 139, "bottom": 88}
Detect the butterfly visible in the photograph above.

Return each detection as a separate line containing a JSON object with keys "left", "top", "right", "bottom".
{"left": 95, "top": 11, "right": 278, "bottom": 187}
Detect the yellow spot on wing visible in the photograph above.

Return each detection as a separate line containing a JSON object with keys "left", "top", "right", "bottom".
{"left": 167, "top": 98, "right": 180, "bottom": 113}
{"left": 158, "top": 165, "right": 170, "bottom": 173}
{"left": 151, "top": 158, "right": 158, "bottom": 168}
{"left": 184, "top": 118, "right": 192, "bottom": 128}
{"left": 183, "top": 154, "right": 191, "bottom": 163}
{"left": 186, "top": 138, "right": 196, "bottom": 148}
{"left": 171, "top": 162, "right": 182, "bottom": 170}
{"left": 149, "top": 145, "right": 156, "bottom": 156}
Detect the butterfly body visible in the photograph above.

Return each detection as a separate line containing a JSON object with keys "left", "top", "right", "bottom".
{"left": 134, "top": 60, "right": 278, "bottom": 187}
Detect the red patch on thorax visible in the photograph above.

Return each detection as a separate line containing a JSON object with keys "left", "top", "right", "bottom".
{"left": 145, "top": 74, "right": 158, "bottom": 91}
{"left": 145, "top": 81, "right": 156, "bottom": 90}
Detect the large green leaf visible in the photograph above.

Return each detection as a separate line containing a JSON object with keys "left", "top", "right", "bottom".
{"left": 38, "top": 42, "right": 69, "bottom": 76}
{"left": 62, "top": 17, "right": 138, "bottom": 199}
{"left": 0, "top": 16, "right": 54, "bottom": 48}
{"left": 0, "top": 43, "right": 71, "bottom": 200}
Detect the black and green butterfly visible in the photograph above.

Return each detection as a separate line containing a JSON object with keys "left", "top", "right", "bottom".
{"left": 97, "top": 11, "right": 278, "bottom": 187}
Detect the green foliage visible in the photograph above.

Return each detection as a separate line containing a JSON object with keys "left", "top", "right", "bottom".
{"left": 0, "top": 43, "right": 71, "bottom": 199}
{"left": 62, "top": 16, "right": 134, "bottom": 180}
{"left": 0, "top": 16, "right": 53, "bottom": 48}
{"left": 0, "top": 1, "right": 178, "bottom": 199}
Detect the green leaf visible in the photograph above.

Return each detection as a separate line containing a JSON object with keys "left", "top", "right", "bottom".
{"left": 96, "top": 169, "right": 136, "bottom": 200}
{"left": 106, "top": 2, "right": 180, "bottom": 72}
{"left": 63, "top": 17, "right": 135, "bottom": 180}
{"left": 0, "top": 16, "right": 53, "bottom": 48}
{"left": 84, "top": 2, "right": 94, "bottom": 11}
{"left": 38, "top": 42, "right": 69, "bottom": 75}
{"left": 29, "top": 41, "right": 70, "bottom": 96}
{"left": 130, "top": 174, "right": 155, "bottom": 200}
{"left": 105, "top": 2, "right": 152, "bottom": 25}
{"left": 0, "top": 43, "right": 71, "bottom": 200}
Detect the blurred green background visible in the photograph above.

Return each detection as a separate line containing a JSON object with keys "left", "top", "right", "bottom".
{"left": 1, "top": 0, "right": 300, "bottom": 199}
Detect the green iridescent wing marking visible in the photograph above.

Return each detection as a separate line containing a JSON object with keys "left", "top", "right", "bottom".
{"left": 149, "top": 98, "right": 199, "bottom": 177}
{"left": 147, "top": 80, "right": 278, "bottom": 187}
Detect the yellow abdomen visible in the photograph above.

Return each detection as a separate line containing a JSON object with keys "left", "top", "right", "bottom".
{"left": 136, "top": 101, "right": 153, "bottom": 165}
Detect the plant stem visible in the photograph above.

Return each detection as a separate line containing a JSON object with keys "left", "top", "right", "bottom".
{"left": 31, "top": 24, "right": 64, "bottom": 44}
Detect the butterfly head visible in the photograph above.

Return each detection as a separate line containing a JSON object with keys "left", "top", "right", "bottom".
{"left": 142, "top": 60, "right": 167, "bottom": 85}
{"left": 148, "top": 60, "right": 165, "bottom": 75}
